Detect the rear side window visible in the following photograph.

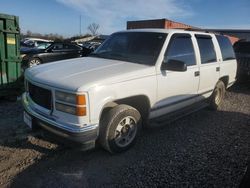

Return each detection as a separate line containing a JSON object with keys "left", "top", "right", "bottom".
{"left": 164, "top": 35, "right": 196, "bottom": 66}
{"left": 64, "top": 44, "right": 81, "bottom": 50}
{"left": 216, "top": 35, "right": 236, "bottom": 60}
{"left": 196, "top": 35, "right": 217, "bottom": 64}
{"left": 52, "top": 44, "right": 63, "bottom": 50}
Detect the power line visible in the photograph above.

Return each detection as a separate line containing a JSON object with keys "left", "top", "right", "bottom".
{"left": 79, "top": 15, "right": 82, "bottom": 36}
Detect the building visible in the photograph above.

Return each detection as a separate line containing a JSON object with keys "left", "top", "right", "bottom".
{"left": 127, "top": 18, "right": 197, "bottom": 30}
{"left": 127, "top": 18, "right": 250, "bottom": 44}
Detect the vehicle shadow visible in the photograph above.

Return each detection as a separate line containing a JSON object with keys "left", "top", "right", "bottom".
{"left": 4, "top": 109, "right": 250, "bottom": 188}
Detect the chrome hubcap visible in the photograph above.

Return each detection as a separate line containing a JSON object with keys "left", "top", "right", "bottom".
{"left": 215, "top": 87, "right": 222, "bottom": 104}
{"left": 114, "top": 116, "right": 137, "bottom": 147}
{"left": 29, "top": 59, "right": 40, "bottom": 67}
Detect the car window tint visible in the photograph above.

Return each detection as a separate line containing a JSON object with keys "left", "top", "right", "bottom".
{"left": 94, "top": 32, "right": 167, "bottom": 65}
{"left": 196, "top": 36, "right": 217, "bottom": 64}
{"left": 52, "top": 44, "right": 63, "bottom": 50}
{"left": 37, "top": 41, "right": 45, "bottom": 44}
{"left": 216, "top": 35, "right": 236, "bottom": 60}
{"left": 66, "top": 44, "right": 81, "bottom": 50}
{"left": 165, "top": 35, "right": 196, "bottom": 66}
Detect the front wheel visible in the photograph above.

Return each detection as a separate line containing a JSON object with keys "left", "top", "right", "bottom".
{"left": 209, "top": 81, "right": 226, "bottom": 110}
{"left": 99, "top": 105, "right": 142, "bottom": 153}
{"left": 28, "top": 57, "right": 42, "bottom": 67}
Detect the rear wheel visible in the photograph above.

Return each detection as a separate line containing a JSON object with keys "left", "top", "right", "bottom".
{"left": 99, "top": 104, "right": 141, "bottom": 153}
{"left": 209, "top": 81, "right": 226, "bottom": 110}
{"left": 28, "top": 57, "right": 42, "bottom": 67}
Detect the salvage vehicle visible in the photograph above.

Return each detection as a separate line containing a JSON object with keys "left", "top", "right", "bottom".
{"left": 234, "top": 41, "right": 250, "bottom": 81}
{"left": 21, "top": 38, "right": 52, "bottom": 48}
{"left": 21, "top": 42, "right": 87, "bottom": 68}
{"left": 22, "top": 29, "right": 237, "bottom": 153}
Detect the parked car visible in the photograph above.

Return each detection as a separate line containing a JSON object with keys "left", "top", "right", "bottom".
{"left": 22, "top": 29, "right": 237, "bottom": 153}
{"left": 78, "top": 41, "right": 102, "bottom": 52}
{"left": 233, "top": 41, "right": 250, "bottom": 81}
{"left": 21, "top": 42, "right": 89, "bottom": 68}
{"left": 21, "top": 38, "right": 52, "bottom": 48}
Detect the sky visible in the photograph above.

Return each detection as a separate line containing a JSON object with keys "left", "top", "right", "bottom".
{"left": 0, "top": 0, "right": 250, "bottom": 37}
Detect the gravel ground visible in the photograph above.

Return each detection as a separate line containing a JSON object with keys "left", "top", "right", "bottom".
{"left": 0, "top": 83, "right": 249, "bottom": 188}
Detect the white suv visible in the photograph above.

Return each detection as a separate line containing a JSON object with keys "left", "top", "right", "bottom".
{"left": 22, "top": 29, "right": 237, "bottom": 153}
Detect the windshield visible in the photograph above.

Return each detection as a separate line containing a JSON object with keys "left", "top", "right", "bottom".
{"left": 24, "top": 40, "right": 34, "bottom": 46}
{"left": 36, "top": 42, "right": 53, "bottom": 49}
{"left": 91, "top": 32, "right": 167, "bottom": 65}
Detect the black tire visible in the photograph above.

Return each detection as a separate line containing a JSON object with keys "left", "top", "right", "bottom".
{"left": 28, "top": 57, "right": 42, "bottom": 67}
{"left": 209, "top": 80, "right": 226, "bottom": 110}
{"left": 99, "top": 104, "right": 142, "bottom": 153}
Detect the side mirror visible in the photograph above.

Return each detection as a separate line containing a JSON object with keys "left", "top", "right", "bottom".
{"left": 161, "top": 59, "right": 187, "bottom": 72}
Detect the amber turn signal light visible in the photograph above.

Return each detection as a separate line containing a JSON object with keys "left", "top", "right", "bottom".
{"left": 76, "top": 95, "right": 86, "bottom": 105}
{"left": 76, "top": 106, "right": 86, "bottom": 116}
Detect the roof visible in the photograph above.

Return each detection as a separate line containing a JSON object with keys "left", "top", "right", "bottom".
{"left": 24, "top": 38, "right": 53, "bottom": 42}
{"left": 115, "top": 28, "right": 217, "bottom": 36}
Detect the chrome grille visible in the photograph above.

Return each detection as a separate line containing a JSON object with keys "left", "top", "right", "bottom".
{"left": 28, "top": 82, "right": 52, "bottom": 110}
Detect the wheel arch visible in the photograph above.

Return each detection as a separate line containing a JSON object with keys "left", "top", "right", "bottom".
{"left": 33, "top": 55, "right": 43, "bottom": 62}
{"left": 99, "top": 95, "right": 151, "bottom": 123}
{"left": 219, "top": 76, "right": 229, "bottom": 88}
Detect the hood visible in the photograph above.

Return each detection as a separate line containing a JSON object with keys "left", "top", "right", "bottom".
{"left": 25, "top": 57, "right": 155, "bottom": 91}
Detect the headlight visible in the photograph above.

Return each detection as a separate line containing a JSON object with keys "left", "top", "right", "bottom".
{"left": 55, "top": 91, "right": 86, "bottom": 105}
{"left": 55, "top": 91, "right": 76, "bottom": 104}
{"left": 20, "top": 54, "right": 27, "bottom": 59}
{"left": 55, "top": 91, "right": 87, "bottom": 116}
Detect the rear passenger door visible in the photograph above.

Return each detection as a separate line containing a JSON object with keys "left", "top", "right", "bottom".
{"left": 215, "top": 35, "right": 237, "bottom": 86}
{"left": 42, "top": 43, "right": 66, "bottom": 63}
{"left": 63, "top": 44, "right": 82, "bottom": 59}
{"left": 195, "top": 35, "right": 220, "bottom": 98}
{"left": 155, "top": 34, "right": 200, "bottom": 117}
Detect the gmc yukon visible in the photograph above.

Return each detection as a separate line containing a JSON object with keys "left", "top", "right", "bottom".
{"left": 22, "top": 29, "right": 237, "bottom": 153}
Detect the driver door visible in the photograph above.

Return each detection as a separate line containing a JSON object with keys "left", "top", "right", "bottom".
{"left": 43, "top": 43, "right": 66, "bottom": 63}
{"left": 155, "top": 34, "right": 200, "bottom": 117}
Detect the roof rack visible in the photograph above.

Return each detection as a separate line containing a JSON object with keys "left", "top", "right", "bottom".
{"left": 175, "top": 27, "right": 223, "bottom": 35}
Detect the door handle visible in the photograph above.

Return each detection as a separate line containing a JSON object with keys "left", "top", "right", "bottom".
{"left": 216, "top": 67, "right": 220, "bottom": 72}
{"left": 194, "top": 71, "right": 200, "bottom": 77}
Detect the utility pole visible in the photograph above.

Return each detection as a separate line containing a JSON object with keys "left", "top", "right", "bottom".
{"left": 79, "top": 15, "right": 82, "bottom": 36}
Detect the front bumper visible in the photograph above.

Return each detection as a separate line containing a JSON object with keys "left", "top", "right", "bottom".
{"left": 22, "top": 93, "right": 99, "bottom": 146}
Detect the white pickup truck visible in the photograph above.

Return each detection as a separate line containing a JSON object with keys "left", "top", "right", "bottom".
{"left": 22, "top": 29, "right": 237, "bottom": 153}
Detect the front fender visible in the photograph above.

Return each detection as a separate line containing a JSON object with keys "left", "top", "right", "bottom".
{"left": 88, "top": 76, "right": 157, "bottom": 124}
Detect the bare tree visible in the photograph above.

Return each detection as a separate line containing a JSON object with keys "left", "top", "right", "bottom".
{"left": 87, "top": 23, "right": 100, "bottom": 36}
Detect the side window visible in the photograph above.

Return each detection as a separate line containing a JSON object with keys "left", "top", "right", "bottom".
{"left": 164, "top": 35, "right": 196, "bottom": 66}
{"left": 64, "top": 44, "right": 81, "bottom": 50}
{"left": 52, "top": 44, "right": 63, "bottom": 50}
{"left": 196, "top": 35, "right": 217, "bottom": 64}
{"left": 216, "top": 35, "right": 235, "bottom": 61}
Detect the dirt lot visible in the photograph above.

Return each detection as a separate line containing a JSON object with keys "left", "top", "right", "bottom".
{"left": 0, "top": 84, "right": 249, "bottom": 188}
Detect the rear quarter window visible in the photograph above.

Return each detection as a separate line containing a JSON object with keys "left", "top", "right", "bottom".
{"left": 216, "top": 35, "right": 235, "bottom": 61}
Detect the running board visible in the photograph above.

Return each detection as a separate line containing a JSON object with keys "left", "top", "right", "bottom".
{"left": 149, "top": 101, "right": 209, "bottom": 127}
